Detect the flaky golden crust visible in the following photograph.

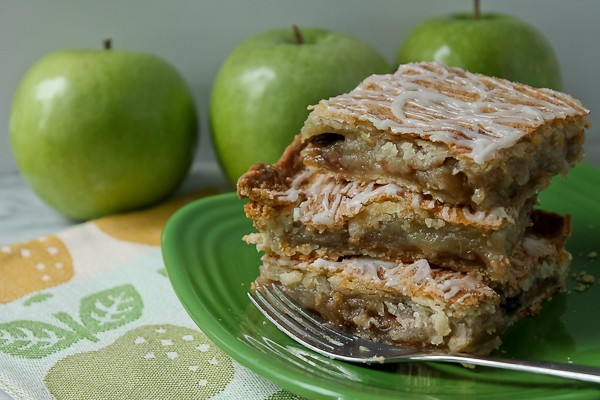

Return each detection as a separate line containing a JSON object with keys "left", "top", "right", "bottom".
{"left": 301, "top": 62, "right": 589, "bottom": 159}
{"left": 237, "top": 135, "right": 305, "bottom": 200}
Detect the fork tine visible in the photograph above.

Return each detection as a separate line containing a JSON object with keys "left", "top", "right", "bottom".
{"left": 249, "top": 286, "right": 600, "bottom": 382}
{"left": 267, "top": 284, "right": 359, "bottom": 344}
{"left": 249, "top": 287, "right": 339, "bottom": 352}
{"left": 259, "top": 285, "right": 350, "bottom": 348}
{"left": 249, "top": 283, "right": 394, "bottom": 363}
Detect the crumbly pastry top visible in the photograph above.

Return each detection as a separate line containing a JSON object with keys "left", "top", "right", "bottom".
{"left": 307, "top": 62, "right": 589, "bottom": 163}
{"left": 284, "top": 255, "right": 497, "bottom": 305}
{"left": 276, "top": 167, "right": 517, "bottom": 230}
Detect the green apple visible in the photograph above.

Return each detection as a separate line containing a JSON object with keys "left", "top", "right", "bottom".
{"left": 210, "top": 26, "right": 390, "bottom": 184}
{"left": 396, "top": 12, "right": 562, "bottom": 90}
{"left": 10, "top": 42, "right": 197, "bottom": 220}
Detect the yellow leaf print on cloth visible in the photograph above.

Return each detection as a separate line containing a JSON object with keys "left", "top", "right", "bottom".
{"left": 0, "top": 235, "right": 73, "bottom": 304}
{"left": 94, "top": 189, "right": 217, "bottom": 246}
{"left": 44, "top": 324, "right": 234, "bottom": 399}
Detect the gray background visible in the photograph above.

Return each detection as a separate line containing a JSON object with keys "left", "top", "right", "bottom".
{"left": 1, "top": 0, "right": 598, "bottom": 174}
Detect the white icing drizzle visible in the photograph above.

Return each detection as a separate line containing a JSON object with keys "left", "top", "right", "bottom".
{"left": 302, "top": 256, "right": 490, "bottom": 302}
{"left": 275, "top": 168, "right": 514, "bottom": 229}
{"left": 317, "top": 62, "right": 588, "bottom": 164}
{"left": 277, "top": 169, "right": 313, "bottom": 202}
{"left": 509, "top": 233, "right": 557, "bottom": 268}
{"left": 521, "top": 236, "right": 555, "bottom": 258}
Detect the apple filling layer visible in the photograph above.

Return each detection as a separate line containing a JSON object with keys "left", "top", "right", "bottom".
{"left": 300, "top": 62, "right": 589, "bottom": 210}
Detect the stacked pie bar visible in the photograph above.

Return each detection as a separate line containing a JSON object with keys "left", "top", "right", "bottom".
{"left": 238, "top": 62, "right": 590, "bottom": 354}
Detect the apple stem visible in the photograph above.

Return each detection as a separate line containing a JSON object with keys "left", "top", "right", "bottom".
{"left": 292, "top": 25, "right": 304, "bottom": 45}
{"left": 103, "top": 39, "right": 112, "bottom": 50}
{"left": 474, "top": 0, "right": 480, "bottom": 20}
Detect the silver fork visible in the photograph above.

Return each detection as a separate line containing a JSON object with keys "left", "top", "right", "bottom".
{"left": 248, "top": 283, "right": 600, "bottom": 384}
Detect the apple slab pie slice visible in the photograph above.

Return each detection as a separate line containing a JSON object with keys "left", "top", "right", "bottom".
{"left": 299, "top": 62, "right": 589, "bottom": 210}
{"left": 239, "top": 136, "right": 536, "bottom": 285}
{"left": 252, "top": 208, "right": 571, "bottom": 355}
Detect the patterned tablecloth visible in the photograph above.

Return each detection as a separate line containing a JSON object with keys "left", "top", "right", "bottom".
{"left": 0, "top": 183, "right": 303, "bottom": 400}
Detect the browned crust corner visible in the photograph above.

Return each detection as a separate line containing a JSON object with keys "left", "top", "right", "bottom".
{"left": 237, "top": 135, "right": 306, "bottom": 199}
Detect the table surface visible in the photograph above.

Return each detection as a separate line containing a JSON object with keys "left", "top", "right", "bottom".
{"left": 0, "top": 161, "right": 230, "bottom": 399}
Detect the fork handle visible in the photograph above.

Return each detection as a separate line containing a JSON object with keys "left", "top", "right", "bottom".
{"left": 413, "top": 353, "right": 600, "bottom": 384}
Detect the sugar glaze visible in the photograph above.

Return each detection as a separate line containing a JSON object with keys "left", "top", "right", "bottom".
{"left": 277, "top": 167, "right": 515, "bottom": 229}
{"left": 317, "top": 62, "right": 588, "bottom": 164}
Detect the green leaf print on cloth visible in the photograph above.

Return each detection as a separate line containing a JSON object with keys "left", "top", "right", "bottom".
{"left": 0, "top": 284, "right": 142, "bottom": 358}
{"left": 79, "top": 284, "right": 142, "bottom": 334}
{"left": 0, "top": 321, "right": 78, "bottom": 358}
{"left": 44, "top": 324, "right": 234, "bottom": 399}
{"left": 23, "top": 293, "right": 54, "bottom": 306}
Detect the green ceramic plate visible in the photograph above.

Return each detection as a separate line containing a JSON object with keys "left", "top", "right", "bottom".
{"left": 162, "top": 163, "right": 600, "bottom": 399}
